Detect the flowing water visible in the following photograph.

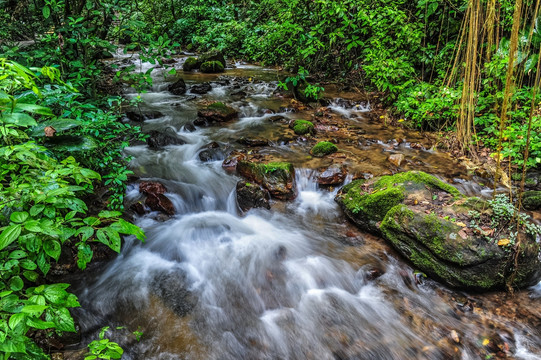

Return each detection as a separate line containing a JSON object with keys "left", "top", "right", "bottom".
{"left": 71, "top": 55, "right": 541, "bottom": 360}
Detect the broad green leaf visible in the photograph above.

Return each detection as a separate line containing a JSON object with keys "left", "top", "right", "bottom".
{"left": 42, "top": 5, "right": 51, "bottom": 19}
{"left": 0, "top": 225, "right": 22, "bottom": 251}
{"left": 47, "top": 307, "right": 76, "bottom": 332}
{"left": 1, "top": 112, "right": 37, "bottom": 127}
{"left": 8, "top": 250, "right": 27, "bottom": 259}
{"left": 26, "top": 317, "right": 56, "bottom": 330}
{"left": 30, "top": 204, "right": 45, "bottom": 217}
{"left": 21, "top": 304, "right": 48, "bottom": 316}
{"left": 30, "top": 119, "right": 82, "bottom": 137}
{"left": 10, "top": 211, "right": 28, "bottom": 223}
{"left": 45, "top": 135, "right": 99, "bottom": 152}
{"left": 77, "top": 243, "right": 93, "bottom": 270}
{"left": 8, "top": 313, "right": 26, "bottom": 330}
{"left": 83, "top": 217, "right": 100, "bottom": 226}
{"left": 77, "top": 226, "right": 94, "bottom": 241}
{"left": 43, "top": 284, "right": 70, "bottom": 305}
{"left": 43, "top": 239, "right": 61, "bottom": 261}
{"left": 98, "top": 210, "right": 122, "bottom": 218}
{"left": 111, "top": 219, "right": 145, "bottom": 241}
{"left": 9, "top": 276, "right": 24, "bottom": 291}
{"left": 14, "top": 103, "right": 53, "bottom": 116}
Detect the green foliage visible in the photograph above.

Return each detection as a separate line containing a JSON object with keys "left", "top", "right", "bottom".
{"left": 278, "top": 67, "right": 324, "bottom": 101}
{"left": 0, "top": 60, "right": 145, "bottom": 359}
{"left": 85, "top": 327, "right": 124, "bottom": 360}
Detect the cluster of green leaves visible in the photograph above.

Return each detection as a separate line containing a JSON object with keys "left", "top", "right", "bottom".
{"left": 277, "top": 66, "right": 324, "bottom": 101}
{"left": 84, "top": 327, "right": 124, "bottom": 360}
{"left": 0, "top": 59, "right": 145, "bottom": 358}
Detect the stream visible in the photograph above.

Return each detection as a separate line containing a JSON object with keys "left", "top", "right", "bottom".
{"left": 70, "top": 54, "right": 541, "bottom": 360}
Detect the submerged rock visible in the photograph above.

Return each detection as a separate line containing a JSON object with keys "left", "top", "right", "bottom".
{"left": 317, "top": 164, "right": 347, "bottom": 186}
{"left": 151, "top": 269, "right": 197, "bottom": 317}
{"left": 168, "top": 78, "right": 187, "bottom": 95}
{"left": 197, "top": 102, "right": 238, "bottom": 122}
{"left": 190, "top": 82, "right": 212, "bottom": 94}
{"left": 236, "top": 181, "right": 271, "bottom": 212}
{"left": 145, "top": 193, "right": 175, "bottom": 215}
{"left": 125, "top": 110, "right": 164, "bottom": 122}
{"left": 139, "top": 181, "right": 167, "bottom": 195}
{"left": 237, "top": 161, "right": 297, "bottom": 200}
{"left": 146, "top": 130, "right": 185, "bottom": 148}
{"left": 336, "top": 171, "right": 541, "bottom": 290}
{"left": 198, "top": 142, "right": 223, "bottom": 162}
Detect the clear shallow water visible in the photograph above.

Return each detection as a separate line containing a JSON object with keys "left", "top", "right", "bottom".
{"left": 72, "top": 55, "right": 541, "bottom": 360}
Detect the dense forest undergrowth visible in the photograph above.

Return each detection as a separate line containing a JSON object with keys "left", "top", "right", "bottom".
{"left": 1, "top": 0, "right": 541, "bottom": 358}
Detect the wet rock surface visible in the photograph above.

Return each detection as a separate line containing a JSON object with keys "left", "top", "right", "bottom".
{"left": 190, "top": 82, "right": 212, "bottom": 94}
{"left": 237, "top": 160, "right": 297, "bottom": 200}
{"left": 236, "top": 181, "right": 271, "bottom": 212}
{"left": 168, "top": 78, "right": 187, "bottom": 95}
{"left": 317, "top": 164, "right": 347, "bottom": 186}
{"left": 336, "top": 171, "right": 541, "bottom": 290}
{"left": 197, "top": 102, "right": 238, "bottom": 122}
{"left": 146, "top": 130, "right": 185, "bottom": 148}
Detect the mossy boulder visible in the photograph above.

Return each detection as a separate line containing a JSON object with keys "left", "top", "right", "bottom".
{"left": 237, "top": 161, "right": 297, "bottom": 200}
{"left": 522, "top": 191, "right": 541, "bottom": 210}
{"left": 183, "top": 57, "right": 198, "bottom": 72}
{"left": 196, "top": 50, "right": 226, "bottom": 68}
{"left": 380, "top": 205, "right": 540, "bottom": 290}
{"left": 336, "top": 171, "right": 460, "bottom": 234}
{"left": 335, "top": 171, "right": 541, "bottom": 290}
{"left": 200, "top": 61, "right": 225, "bottom": 73}
{"left": 310, "top": 141, "right": 338, "bottom": 157}
{"left": 290, "top": 120, "right": 315, "bottom": 135}
{"left": 197, "top": 102, "right": 238, "bottom": 122}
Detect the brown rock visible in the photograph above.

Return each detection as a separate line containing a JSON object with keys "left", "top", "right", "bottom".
{"left": 222, "top": 152, "right": 246, "bottom": 172}
{"left": 236, "top": 181, "right": 271, "bottom": 212}
{"left": 139, "top": 181, "right": 167, "bottom": 195}
{"left": 145, "top": 193, "right": 175, "bottom": 215}
{"left": 317, "top": 165, "right": 347, "bottom": 186}
{"left": 388, "top": 153, "right": 405, "bottom": 167}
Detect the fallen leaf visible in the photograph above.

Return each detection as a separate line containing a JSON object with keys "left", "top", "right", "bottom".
{"left": 498, "top": 238, "right": 510, "bottom": 246}
{"left": 456, "top": 222, "right": 467, "bottom": 227}
{"left": 482, "top": 338, "right": 490, "bottom": 346}
{"left": 458, "top": 230, "right": 468, "bottom": 240}
{"left": 44, "top": 126, "right": 56, "bottom": 137}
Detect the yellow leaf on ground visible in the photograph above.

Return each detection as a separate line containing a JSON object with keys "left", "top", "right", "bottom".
{"left": 482, "top": 338, "right": 490, "bottom": 346}
{"left": 498, "top": 238, "right": 510, "bottom": 246}
{"left": 456, "top": 222, "right": 467, "bottom": 227}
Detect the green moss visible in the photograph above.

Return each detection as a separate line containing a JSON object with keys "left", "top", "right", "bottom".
{"left": 291, "top": 120, "right": 315, "bottom": 135}
{"left": 183, "top": 57, "right": 198, "bottom": 71}
{"left": 261, "top": 162, "right": 294, "bottom": 174}
{"left": 200, "top": 61, "right": 225, "bottom": 73}
{"left": 373, "top": 171, "right": 462, "bottom": 198}
{"left": 523, "top": 191, "right": 541, "bottom": 210}
{"left": 310, "top": 141, "right": 338, "bottom": 157}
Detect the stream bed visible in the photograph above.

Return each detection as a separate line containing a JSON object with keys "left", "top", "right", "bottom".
{"left": 70, "top": 55, "right": 541, "bottom": 360}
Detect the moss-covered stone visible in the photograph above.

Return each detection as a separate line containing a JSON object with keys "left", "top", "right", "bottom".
{"left": 237, "top": 161, "right": 297, "bottom": 200}
{"left": 197, "top": 102, "right": 238, "bottom": 122}
{"left": 200, "top": 61, "right": 225, "bottom": 73}
{"left": 380, "top": 204, "right": 541, "bottom": 290}
{"left": 196, "top": 50, "right": 225, "bottom": 68}
{"left": 183, "top": 57, "right": 198, "bottom": 71}
{"left": 523, "top": 191, "right": 541, "bottom": 210}
{"left": 290, "top": 120, "right": 315, "bottom": 135}
{"left": 335, "top": 171, "right": 462, "bottom": 234}
{"left": 310, "top": 141, "right": 338, "bottom": 157}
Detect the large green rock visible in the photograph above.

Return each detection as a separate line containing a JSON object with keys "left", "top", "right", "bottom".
{"left": 200, "top": 61, "right": 225, "bottom": 73}
{"left": 196, "top": 50, "right": 226, "bottom": 69}
{"left": 335, "top": 171, "right": 541, "bottom": 291}
{"left": 380, "top": 205, "right": 540, "bottom": 290}
{"left": 237, "top": 161, "right": 297, "bottom": 200}
{"left": 335, "top": 171, "right": 461, "bottom": 234}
